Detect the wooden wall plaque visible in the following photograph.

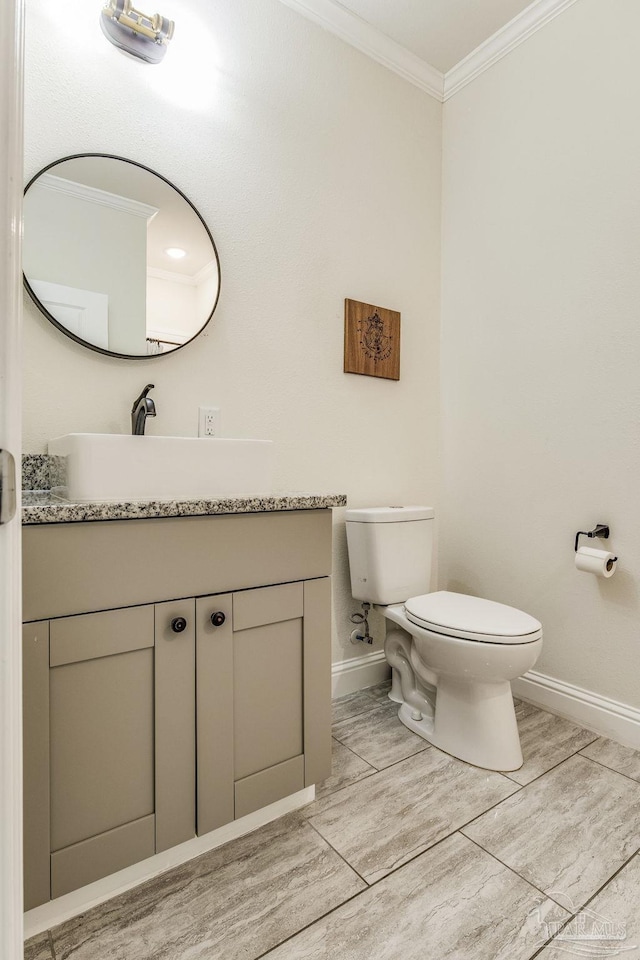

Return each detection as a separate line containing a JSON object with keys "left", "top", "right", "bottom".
{"left": 343, "top": 299, "right": 400, "bottom": 381}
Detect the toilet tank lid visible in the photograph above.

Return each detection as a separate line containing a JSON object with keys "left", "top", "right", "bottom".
{"left": 345, "top": 506, "right": 434, "bottom": 522}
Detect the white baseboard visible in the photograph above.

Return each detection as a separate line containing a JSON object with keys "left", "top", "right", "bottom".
{"left": 24, "top": 786, "right": 315, "bottom": 940}
{"left": 332, "top": 650, "right": 390, "bottom": 698}
{"left": 331, "top": 656, "right": 640, "bottom": 751}
{"left": 513, "top": 671, "right": 640, "bottom": 750}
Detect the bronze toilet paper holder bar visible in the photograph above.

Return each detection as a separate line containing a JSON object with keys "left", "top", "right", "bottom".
{"left": 574, "top": 524, "right": 611, "bottom": 554}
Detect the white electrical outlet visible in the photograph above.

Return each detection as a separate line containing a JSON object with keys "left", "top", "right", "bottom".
{"left": 198, "top": 407, "right": 221, "bottom": 438}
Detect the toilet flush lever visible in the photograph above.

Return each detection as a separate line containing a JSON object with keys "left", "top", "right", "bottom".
{"left": 574, "top": 524, "right": 610, "bottom": 553}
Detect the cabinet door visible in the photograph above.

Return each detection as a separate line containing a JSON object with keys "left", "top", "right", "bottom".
{"left": 234, "top": 579, "right": 332, "bottom": 806}
{"left": 232, "top": 582, "right": 305, "bottom": 783}
{"left": 196, "top": 579, "right": 331, "bottom": 832}
{"left": 197, "top": 582, "right": 305, "bottom": 831}
{"left": 49, "top": 606, "right": 156, "bottom": 899}
{"left": 233, "top": 583, "right": 304, "bottom": 819}
{"left": 45, "top": 600, "right": 196, "bottom": 899}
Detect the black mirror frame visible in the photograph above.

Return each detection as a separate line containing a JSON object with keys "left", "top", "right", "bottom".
{"left": 23, "top": 153, "right": 221, "bottom": 360}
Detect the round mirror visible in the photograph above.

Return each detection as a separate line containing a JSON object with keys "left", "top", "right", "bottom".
{"left": 23, "top": 154, "right": 220, "bottom": 358}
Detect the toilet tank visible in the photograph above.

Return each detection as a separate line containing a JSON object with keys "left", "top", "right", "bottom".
{"left": 345, "top": 506, "right": 435, "bottom": 605}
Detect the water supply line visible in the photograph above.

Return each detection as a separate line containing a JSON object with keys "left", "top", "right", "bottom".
{"left": 349, "top": 602, "right": 373, "bottom": 644}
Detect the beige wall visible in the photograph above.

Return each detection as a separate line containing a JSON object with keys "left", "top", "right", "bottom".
{"left": 441, "top": 0, "right": 640, "bottom": 707}
{"left": 23, "top": 0, "right": 441, "bottom": 664}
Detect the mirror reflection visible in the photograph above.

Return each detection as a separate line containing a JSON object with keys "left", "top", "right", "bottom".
{"left": 23, "top": 155, "right": 220, "bottom": 358}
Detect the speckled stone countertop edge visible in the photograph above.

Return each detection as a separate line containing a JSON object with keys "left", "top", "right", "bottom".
{"left": 21, "top": 492, "right": 348, "bottom": 525}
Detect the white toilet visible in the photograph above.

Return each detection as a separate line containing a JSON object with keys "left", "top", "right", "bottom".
{"left": 345, "top": 506, "right": 543, "bottom": 771}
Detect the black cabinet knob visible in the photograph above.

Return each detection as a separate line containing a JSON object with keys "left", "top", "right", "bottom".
{"left": 210, "top": 611, "right": 226, "bottom": 627}
{"left": 171, "top": 617, "right": 187, "bottom": 633}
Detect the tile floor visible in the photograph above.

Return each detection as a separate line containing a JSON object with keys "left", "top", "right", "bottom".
{"left": 26, "top": 683, "right": 640, "bottom": 960}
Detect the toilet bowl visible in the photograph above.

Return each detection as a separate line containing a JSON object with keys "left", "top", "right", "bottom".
{"left": 345, "top": 507, "right": 543, "bottom": 772}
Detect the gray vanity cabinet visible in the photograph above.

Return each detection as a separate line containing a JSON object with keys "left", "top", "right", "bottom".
{"left": 23, "top": 509, "right": 333, "bottom": 910}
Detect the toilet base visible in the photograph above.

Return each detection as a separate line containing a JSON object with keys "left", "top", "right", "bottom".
{"left": 397, "top": 678, "right": 523, "bottom": 772}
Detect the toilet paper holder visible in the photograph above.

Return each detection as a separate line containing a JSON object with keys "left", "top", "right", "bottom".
{"left": 574, "top": 524, "right": 612, "bottom": 553}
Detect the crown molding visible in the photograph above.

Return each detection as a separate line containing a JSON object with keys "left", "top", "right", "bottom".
{"left": 193, "top": 259, "right": 218, "bottom": 286}
{"left": 36, "top": 173, "right": 159, "bottom": 220}
{"left": 148, "top": 260, "right": 217, "bottom": 287}
{"left": 277, "top": 0, "right": 444, "bottom": 101}
{"left": 148, "top": 265, "right": 195, "bottom": 286}
{"left": 277, "top": 0, "right": 581, "bottom": 103}
{"left": 443, "top": 0, "right": 581, "bottom": 100}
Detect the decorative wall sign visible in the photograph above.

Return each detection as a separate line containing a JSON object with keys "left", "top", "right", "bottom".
{"left": 344, "top": 298, "right": 400, "bottom": 380}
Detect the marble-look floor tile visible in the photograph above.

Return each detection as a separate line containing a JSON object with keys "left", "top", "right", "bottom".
{"left": 263, "top": 832, "right": 567, "bottom": 960}
{"left": 308, "top": 748, "right": 518, "bottom": 883}
{"left": 580, "top": 737, "right": 640, "bottom": 783}
{"left": 24, "top": 932, "right": 53, "bottom": 960}
{"left": 536, "top": 853, "right": 640, "bottom": 959}
{"left": 331, "top": 690, "right": 382, "bottom": 725}
{"left": 514, "top": 698, "right": 543, "bottom": 720}
{"left": 362, "top": 679, "right": 392, "bottom": 703}
{"left": 332, "top": 701, "right": 429, "bottom": 770}
{"left": 314, "top": 739, "right": 376, "bottom": 801}
{"left": 507, "top": 705, "right": 597, "bottom": 785}
{"left": 51, "top": 813, "right": 366, "bottom": 960}
{"left": 463, "top": 755, "right": 640, "bottom": 909}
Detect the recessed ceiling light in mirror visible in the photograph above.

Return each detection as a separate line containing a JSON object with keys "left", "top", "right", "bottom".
{"left": 165, "top": 247, "right": 187, "bottom": 259}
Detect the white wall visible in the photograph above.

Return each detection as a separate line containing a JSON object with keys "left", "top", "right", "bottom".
{"left": 24, "top": 183, "right": 147, "bottom": 354}
{"left": 146, "top": 274, "right": 197, "bottom": 346}
{"left": 195, "top": 266, "right": 220, "bottom": 333}
{"left": 23, "top": 0, "right": 441, "bottom": 664}
{"left": 441, "top": 0, "right": 640, "bottom": 707}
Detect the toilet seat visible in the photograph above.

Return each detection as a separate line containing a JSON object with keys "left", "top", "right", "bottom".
{"left": 404, "top": 591, "right": 542, "bottom": 645}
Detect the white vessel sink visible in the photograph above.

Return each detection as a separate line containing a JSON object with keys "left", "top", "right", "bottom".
{"left": 48, "top": 433, "right": 275, "bottom": 503}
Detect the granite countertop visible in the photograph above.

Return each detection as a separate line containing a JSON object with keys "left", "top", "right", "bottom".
{"left": 22, "top": 491, "right": 347, "bottom": 525}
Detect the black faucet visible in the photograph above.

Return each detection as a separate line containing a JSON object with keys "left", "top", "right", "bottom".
{"left": 131, "top": 384, "right": 156, "bottom": 435}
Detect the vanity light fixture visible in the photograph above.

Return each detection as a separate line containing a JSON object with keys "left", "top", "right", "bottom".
{"left": 101, "top": 0, "right": 175, "bottom": 64}
{"left": 165, "top": 247, "right": 187, "bottom": 259}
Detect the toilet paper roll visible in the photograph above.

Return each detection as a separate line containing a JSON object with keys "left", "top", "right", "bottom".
{"left": 575, "top": 546, "right": 618, "bottom": 578}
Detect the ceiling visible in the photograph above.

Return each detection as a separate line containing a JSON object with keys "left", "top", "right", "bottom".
{"left": 335, "top": 0, "right": 535, "bottom": 73}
